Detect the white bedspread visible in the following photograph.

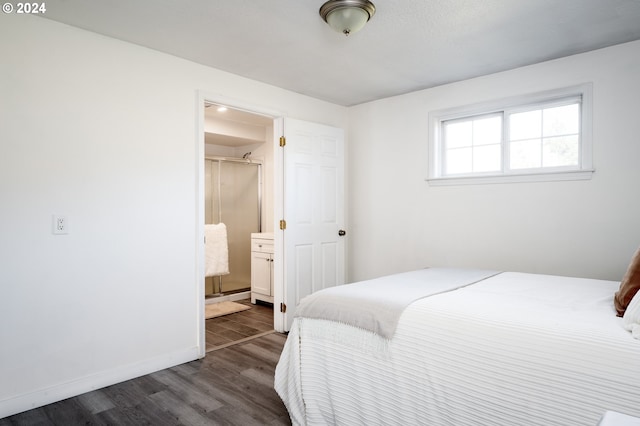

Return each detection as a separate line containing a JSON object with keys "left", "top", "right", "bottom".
{"left": 275, "top": 272, "right": 640, "bottom": 426}
{"left": 295, "top": 268, "right": 499, "bottom": 339}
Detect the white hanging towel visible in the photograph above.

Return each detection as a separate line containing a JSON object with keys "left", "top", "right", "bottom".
{"left": 204, "top": 223, "right": 230, "bottom": 277}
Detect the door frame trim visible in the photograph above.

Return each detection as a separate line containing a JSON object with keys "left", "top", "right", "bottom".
{"left": 195, "top": 91, "right": 285, "bottom": 356}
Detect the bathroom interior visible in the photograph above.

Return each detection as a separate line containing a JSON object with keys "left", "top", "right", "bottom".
{"left": 203, "top": 102, "right": 275, "bottom": 318}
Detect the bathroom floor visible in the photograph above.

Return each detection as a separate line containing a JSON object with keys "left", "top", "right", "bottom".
{"left": 205, "top": 299, "right": 274, "bottom": 352}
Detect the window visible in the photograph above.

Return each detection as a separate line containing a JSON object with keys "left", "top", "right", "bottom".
{"left": 428, "top": 84, "right": 593, "bottom": 185}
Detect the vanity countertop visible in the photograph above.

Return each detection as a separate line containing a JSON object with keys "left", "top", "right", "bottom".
{"left": 251, "top": 232, "right": 274, "bottom": 239}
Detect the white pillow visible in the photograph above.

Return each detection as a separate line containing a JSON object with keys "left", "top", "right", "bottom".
{"left": 622, "top": 290, "right": 640, "bottom": 339}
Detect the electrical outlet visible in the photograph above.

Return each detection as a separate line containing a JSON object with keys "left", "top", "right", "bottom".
{"left": 52, "top": 215, "right": 68, "bottom": 235}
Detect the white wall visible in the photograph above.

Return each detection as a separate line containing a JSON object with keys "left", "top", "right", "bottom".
{"left": 347, "top": 40, "right": 640, "bottom": 283}
{"left": 0, "top": 14, "right": 345, "bottom": 418}
{"left": 254, "top": 124, "right": 276, "bottom": 233}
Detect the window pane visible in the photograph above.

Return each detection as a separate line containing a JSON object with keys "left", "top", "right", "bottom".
{"left": 443, "top": 115, "right": 502, "bottom": 175}
{"left": 510, "top": 110, "right": 541, "bottom": 141}
{"left": 543, "top": 104, "right": 579, "bottom": 136}
{"left": 446, "top": 147, "right": 472, "bottom": 174}
{"left": 473, "top": 116, "right": 502, "bottom": 146}
{"left": 473, "top": 144, "right": 501, "bottom": 172}
{"left": 444, "top": 121, "right": 472, "bottom": 148}
{"left": 543, "top": 135, "right": 579, "bottom": 167}
{"left": 510, "top": 139, "right": 541, "bottom": 169}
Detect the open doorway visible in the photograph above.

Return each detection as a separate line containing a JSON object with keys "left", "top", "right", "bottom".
{"left": 201, "top": 101, "right": 277, "bottom": 352}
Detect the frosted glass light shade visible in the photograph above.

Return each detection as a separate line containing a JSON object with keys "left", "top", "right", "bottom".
{"left": 326, "top": 7, "right": 369, "bottom": 35}
{"left": 319, "top": 0, "right": 376, "bottom": 36}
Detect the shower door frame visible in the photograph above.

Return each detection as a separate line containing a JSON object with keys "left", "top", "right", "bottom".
{"left": 205, "top": 156, "right": 263, "bottom": 231}
{"left": 204, "top": 156, "right": 263, "bottom": 297}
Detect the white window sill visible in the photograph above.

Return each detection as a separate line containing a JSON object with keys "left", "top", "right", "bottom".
{"left": 426, "top": 169, "right": 595, "bottom": 186}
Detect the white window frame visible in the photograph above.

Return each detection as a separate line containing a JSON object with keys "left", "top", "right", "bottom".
{"left": 427, "top": 83, "right": 594, "bottom": 186}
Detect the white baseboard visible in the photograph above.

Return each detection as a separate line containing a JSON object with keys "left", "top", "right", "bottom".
{"left": 0, "top": 346, "right": 200, "bottom": 419}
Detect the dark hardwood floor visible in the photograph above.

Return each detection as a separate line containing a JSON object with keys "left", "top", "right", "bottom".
{"left": 1, "top": 301, "right": 291, "bottom": 426}
{"left": 205, "top": 299, "right": 274, "bottom": 352}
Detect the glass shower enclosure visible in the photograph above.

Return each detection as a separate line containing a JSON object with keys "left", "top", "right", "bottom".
{"left": 205, "top": 158, "right": 261, "bottom": 296}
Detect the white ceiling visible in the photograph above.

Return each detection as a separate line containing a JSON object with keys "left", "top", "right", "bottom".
{"left": 40, "top": 0, "right": 640, "bottom": 106}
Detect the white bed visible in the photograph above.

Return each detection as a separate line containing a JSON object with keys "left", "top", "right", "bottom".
{"left": 275, "top": 269, "right": 640, "bottom": 426}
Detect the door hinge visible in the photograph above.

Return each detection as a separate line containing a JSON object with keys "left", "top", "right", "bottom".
{"left": 280, "top": 303, "right": 287, "bottom": 313}
{"left": 279, "top": 136, "right": 286, "bottom": 147}
{"left": 280, "top": 219, "right": 286, "bottom": 230}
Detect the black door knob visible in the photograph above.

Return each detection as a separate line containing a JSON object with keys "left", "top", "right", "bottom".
{"left": 338, "top": 229, "right": 346, "bottom": 236}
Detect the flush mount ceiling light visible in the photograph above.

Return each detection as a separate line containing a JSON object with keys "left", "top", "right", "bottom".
{"left": 319, "top": 0, "right": 376, "bottom": 36}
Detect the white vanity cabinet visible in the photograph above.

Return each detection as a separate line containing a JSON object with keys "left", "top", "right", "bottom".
{"left": 251, "top": 233, "right": 274, "bottom": 304}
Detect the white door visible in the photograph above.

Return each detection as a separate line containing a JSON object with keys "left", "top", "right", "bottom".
{"left": 274, "top": 118, "right": 345, "bottom": 332}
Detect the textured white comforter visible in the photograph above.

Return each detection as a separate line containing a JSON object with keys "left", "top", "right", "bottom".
{"left": 295, "top": 268, "right": 499, "bottom": 339}
{"left": 275, "top": 272, "right": 640, "bottom": 426}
